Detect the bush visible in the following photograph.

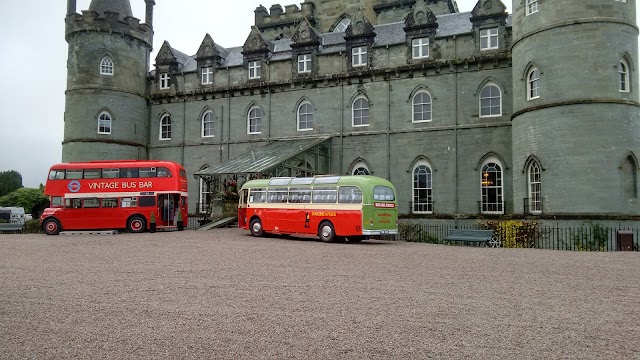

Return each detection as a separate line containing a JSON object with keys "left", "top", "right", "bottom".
{"left": 23, "top": 219, "right": 41, "bottom": 234}
{"left": 482, "top": 220, "right": 539, "bottom": 248}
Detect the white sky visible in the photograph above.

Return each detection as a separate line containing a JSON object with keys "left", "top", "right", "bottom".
{"left": 0, "top": 0, "right": 636, "bottom": 188}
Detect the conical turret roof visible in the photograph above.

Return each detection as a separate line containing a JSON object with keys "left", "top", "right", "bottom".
{"left": 89, "top": 0, "right": 133, "bottom": 17}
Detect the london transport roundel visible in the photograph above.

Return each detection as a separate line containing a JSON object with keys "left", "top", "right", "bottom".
{"left": 67, "top": 180, "right": 81, "bottom": 193}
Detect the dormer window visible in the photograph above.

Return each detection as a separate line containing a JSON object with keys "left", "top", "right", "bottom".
{"left": 100, "top": 57, "right": 113, "bottom": 75}
{"left": 201, "top": 67, "right": 213, "bottom": 85}
{"left": 248, "top": 61, "right": 261, "bottom": 80}
{"left": 352, "top": 46, "right": 367, "bottom": 67}
{"left": 412, "top": 38, "right": 429, "bottom": 59}
{"left": 298, "top": 54, "right": 312, "bottom": 73}
{"left": 159, "top": 73, "right": 170, "bottom": 90}
{"left": 480, "top": 28, "right": 499, "bottom": 50}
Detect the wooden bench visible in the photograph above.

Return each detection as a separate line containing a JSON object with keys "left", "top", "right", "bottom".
{"left": 443, "top": 229, "right": 500, "bottom": 247}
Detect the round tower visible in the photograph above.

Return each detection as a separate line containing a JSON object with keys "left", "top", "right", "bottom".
{"left": 511, "top": 0, "right": 639, "bottom": 215}
{"left": 63, "top": 0, "right": 154, "bottom": 161}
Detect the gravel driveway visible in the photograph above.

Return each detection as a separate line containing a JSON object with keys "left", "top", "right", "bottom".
{"left": 1, "top": 228, "right": 639, "bottom": 359}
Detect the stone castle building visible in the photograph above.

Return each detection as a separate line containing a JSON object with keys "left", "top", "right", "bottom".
{"left": 63, "top": 0, "right": 639, "bottom": 221}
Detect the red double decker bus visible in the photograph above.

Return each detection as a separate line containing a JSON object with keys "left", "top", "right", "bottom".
{"left": 40, "top": 160, "right": 188, "bottom": 235}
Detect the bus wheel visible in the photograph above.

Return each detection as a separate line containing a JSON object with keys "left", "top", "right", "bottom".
{"left": 318, "top": 221, "right": 335, "bottom": 243}
{"left": 250, "top": 218, "right": 264, "bottom": 237}
{"left": 127, "top": 216, "right": 146, "bottom": 233}
{"left": 43, "top": 219, "right": 61, "bottom": 236}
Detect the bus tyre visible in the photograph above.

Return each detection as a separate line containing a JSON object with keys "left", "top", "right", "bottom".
{"left": 43, "top": 219, "right": 61, "bottom": 236}
{"left": 250, "top": 218, "right": 264, "bottom": 237}
{"left": 319, "top": 221, "right": 335, "bottom": 243}
{"left": 127, "top": 216, "right": 146, "bottom": 233}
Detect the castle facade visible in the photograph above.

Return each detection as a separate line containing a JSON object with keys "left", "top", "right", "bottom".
{"left": 63, "top": 0, "right": 639, "bottom": 220}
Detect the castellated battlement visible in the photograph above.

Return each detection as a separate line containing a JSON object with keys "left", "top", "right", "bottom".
{"left": 65, "top": 10, "right": 152, "bottom": 46}
{"left": 255, "top": 2, "right": 315, "bottom": 29}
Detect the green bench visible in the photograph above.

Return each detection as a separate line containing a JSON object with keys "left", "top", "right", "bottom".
{"left": 444, "top": 229, "right": 500, "bottom": 247}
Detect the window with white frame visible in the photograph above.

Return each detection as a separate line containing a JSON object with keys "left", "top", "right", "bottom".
{"left": 333, "top": 18, "right": 351, "bottom": 32}
{"left": 100, "top": 56, "right": 113, "bottom": 75}
{"left": 298, "top": 54, "right": 312, "bottom": 73}
{"left": 98, "top": 112, "right": 111, "bottom": 134}
{"left": 526, "top": 0, "right": 538, "bottom": 15}
{"left": 248, "top": 60, "right": 261, "bottom": 79}
{"left": 481, "top": 160, "right": 503, "bottom": 214}
{"left": 352, "top": 162, "right": 370, "bottom": 175}
{"left": 412, "top": 38, "right": 429, "bottom": 59}
{"left": 159, "top": 73, "right": 170, "bottom": 90}
{"left": 619, "top": 60, "right": 630, "bottom": 92}
{"left": 160, "top": 115, "right": 171, "bottom": 140}
{"left": 248, "top": 106, "right": 262, "bottom": 134}
{"left": 528, "top": 160, "right": 542, "bottom": 214}
{"left": 528, "top": 68, "right": 540, "bottom": 100}
{"left": 201, "top": 67, "right": 213, "bottom": 85}
{"left": 199, "top": 177, "right": 212, "bottom": 213}
{"left": 413, "top": 162, "right": 433, "bottom": 213}
{"left": 352, "top": 96, "right": 370, "bottom": 127}
{"left": 413, "top": 91, "right": 432, "bottom": 122}
{"left": 202, "top": 111, "right": 214, "bottom": 137}
{"left": 480, "top": 28, "right": 499, "bottom": 50}
{"left": 480, "top": 83, "right": 502, "bottom": 117}
{"left": 297, "top": 102, "right": 313, "bottom": 131}
{"left": 352, "top": 46, "right": 367, "bottom": 67}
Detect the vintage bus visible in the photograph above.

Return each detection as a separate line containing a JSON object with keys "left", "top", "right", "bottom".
{"left": 238, "top": 175, "right": 398, "bottom": 242}
{"left": 40, "top": 160, "right": 188, "bottom": 235}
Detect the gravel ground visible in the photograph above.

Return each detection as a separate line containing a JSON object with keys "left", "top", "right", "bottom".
{"left": 1, "top": 228, "right": 639, "bottom": 359}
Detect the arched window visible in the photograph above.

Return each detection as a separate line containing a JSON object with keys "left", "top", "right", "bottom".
{"left": 352, "top": 161, "right": 370, "bottom": 175}
{"left": 527, "top": 160, "right": 542, "bottom": 214}
{"left": 248, "top": 106, "right": 262, "bottom": 134}
{"left": 297, "top": 102, "right": 313, "bottom": 131}
{"left": 413, "top": 162, "right": 433, "bottom": 213}
{"left": 202, "top": 111, "right": 215, "bottom": 137}
{"left": 620, "top": 60, "right": 630, "bottom": 92}
{"left": 352, "top": 96, "right": 369, "bottom": 127}
{"left": 198, "top": 177, "right": 212, "bottom": 213}
{"left": 623, "top": 155, "right": 638, "bottom": 199}
{"left": 160, "top": 114, "right": 171, "bottom": 140}
{"left": 479, "top": 83, "right": 502, "bottom": 117}
{"left": 413, "top": 90, "right": 432, "bottom": 122}
{"left": 100, "top": 56, "right": 113, "bottom": 75}
{"left": 481, "top": 160, "right": 503, "bottom": 214}
{"left": 98, "top": 112, "right": 111, "bottom": 134}
{"left": 527, "top": 68, "right": 540, "bottom": 100}
{"left": 333, "top": 18, "right": 351, "bottom": 33}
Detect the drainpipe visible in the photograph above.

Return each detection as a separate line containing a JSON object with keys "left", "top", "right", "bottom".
{"left": 227, "top": 67, "right": 231, "bottom": 161}
{"left": 182, "top": 96, "right": 186, "bottom": 166}
{"left": 387, "top": 79, "right": 391, "bottom": 181}
{"left": 220, "top": 104, "right": 224, "bottom": 164}
{"left": 340, "top": 52, "right": 345, "bottom": 175}
{"left": 453, "top": 35, "right": 459, "bottom": 226}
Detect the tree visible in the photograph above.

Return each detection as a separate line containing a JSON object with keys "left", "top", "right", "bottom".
{"left": 0, "top": 187, "right": 49, "bottom": 217}
{"left": 0, "top": 171, "right": 23, "bottom": 197}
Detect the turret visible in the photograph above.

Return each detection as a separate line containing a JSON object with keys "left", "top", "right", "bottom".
{"left": 63, "top": 0, "right": 155, "bottom": 161}
{"left": 511, "top": 0, "right": 640, "bottom": 215}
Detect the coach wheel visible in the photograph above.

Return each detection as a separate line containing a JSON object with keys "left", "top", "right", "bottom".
{"left": 127, "top": 216, "right": 146, "bottom": 233}
{"left": 318, "top": 221, "right": 335, "bottom": 243}
{"left": 250, "top": 218, "right": 264, "bottom": 237}
{"left": 43, "top": 218, "right": 61, "bottom": 236}
{"left": 488, "top": 236, "right": 501, "bottom": 248}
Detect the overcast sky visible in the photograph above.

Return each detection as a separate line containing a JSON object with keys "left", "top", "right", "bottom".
{"left": 0, "top": 1, "right": 636, "bottom": 188}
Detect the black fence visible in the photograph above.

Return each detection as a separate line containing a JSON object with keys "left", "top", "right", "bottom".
{"left": 397, "top": 222, "right": 640, "bottom": 251}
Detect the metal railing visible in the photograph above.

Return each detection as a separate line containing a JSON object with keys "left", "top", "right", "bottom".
{"left": 397, "top": 221, "right": 639, "bottom": 251}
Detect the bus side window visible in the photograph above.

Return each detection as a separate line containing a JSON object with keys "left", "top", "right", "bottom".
{"left": 157, "top": 167, "right": 171, "bottom": 177}
{"left": 65, "top": 198, "right": 81, "bottom": 208}
{"left": 49, "top": 170, "right": 65, "bottom": 180}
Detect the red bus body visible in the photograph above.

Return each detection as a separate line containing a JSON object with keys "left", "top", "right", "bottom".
{"left": 40, "top": 160, "right": 188, "bottom": 235}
